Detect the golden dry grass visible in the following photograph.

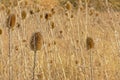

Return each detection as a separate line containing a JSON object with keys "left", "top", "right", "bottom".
{"left": 0, "top": 0, "right": 120, "bottom": 80}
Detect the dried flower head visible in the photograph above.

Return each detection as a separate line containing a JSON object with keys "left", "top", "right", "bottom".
{"left": 51, "top": 8, "right": 55, "bottom": 14}
{"left": 65, "top": 1, "right": 72, "bottom": 10}
{"left": 30, "top": 32, "right": 43, "bottom": 51}
{"left": 86, "top": 37, "right": 94, "bottom": 50}
{"left": 8, "top": 14, "right": 16, "bottom": 29}
{"left": 45, "top": 13, "right": 52, "bottom": 20}
{"left": 0, "top": 29, "right": 2, "bottom": 35}
{"left": 51, "top": 21, "right": 55, "bottom": 29}
{"left": 21, "top": 10, "right": 27, "bottom": 20}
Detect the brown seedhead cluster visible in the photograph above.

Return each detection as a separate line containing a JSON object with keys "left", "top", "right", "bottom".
{"left": 51, "top": 21, "right": 55, "bottom": 29}
{"left": 17, "top": 23, "right": 20, "bottom": 28}
{"left": 71, "top": 14, "right": 73, "bottom": 18}
{"left": 65, "top": 12, "right": 68, "bottom": 16}
{"left": 49, "top": 60, "right": 53, "bottom": 64}
{"left": 22, "top": 39, "right": 26, "bottom": 43}
{"left": 21, "top": 10, "right": 27, "bottom": 20}
{"left": 75, "top": 60, "right": 79, "bottom": 64}
{"left": 48, "top": 43, "right": 51, "bottom": 47}
{"left": 95, "top": 12, "right": 99, "bottom": 16}
{"left": 29, "top": 10, "right": 34, "bottom": 15}
{"left": 45, "top": 13, "right": 52, "bottom": 20}
{"left": 53, "top": 41, "right": 56, "bottom": 45}
{"left": 0, "top": 29, "right": 2, "bottom": 35}
{"left": 86, "top": 37, "right": 94, "bottom": 50}
{"left": 40, "top": 14, "right": 43, "bottom": 19}
{"left": 65, "top": 1, "right": 72, "bottom": 10}
{"left": 8, "top": 14, "right": 16, "bottom": 29}
{"left": 76, "top": 40, "right": 79, "bottom": 43}
{"left": 51, "top": 8, "right": 55, "bottom": 14}
{"left": 15, "top": 46, "right": 18, "bottom": 51}
{"left": 30, "top": 32, "right": 43, "bottom": 51}
{"left": 89, "top": 9, "right": 94, "bottom": 16}
{"left": 59, "top": 30, "right": 63, "bottom": 34}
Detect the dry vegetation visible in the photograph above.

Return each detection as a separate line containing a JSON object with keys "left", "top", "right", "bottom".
{"left": 0, "top": 0, "right": 120, "bottom": 80}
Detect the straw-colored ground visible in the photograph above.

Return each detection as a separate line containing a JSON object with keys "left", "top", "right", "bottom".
{"left": 0, "top": 0, "right": 120, "bottom": 80}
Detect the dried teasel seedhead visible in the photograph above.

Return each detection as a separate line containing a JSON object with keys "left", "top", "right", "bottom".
{"left": 75, "top": 60, "right": 79, "bottom": 64}
{"left": 50, "top": 21, "right": 55, "bottom": 29}
{"left": 51, "top": 8, "right": 55, "bottom": 14}
{"left": 30, "top": 32, "right": 43, "bottom": 51}
{"left": 44, "top": 13, "right": 52, "bottom": 20}
{"left": 8, "top": 14, "right": 16, "bottom": 29}
{"left": 89, "top": 9, "right": 94, "bottom": 16}
{"left": 21, "top": 10, "right": 27, "bottom": 20}
{"left": 0, "top": 29, "right": 2, "bottom": 35}
{"left": 86, "top": 37, "right": 94, "bottom": 50}
{"left": 37, "top": 74, "right": 43, "bottom": 80}
{"left": 40, "top": 14, "right": 43, "bottom": 19}
{"left": 65, "top": 1, "right": 72, "bottom": 10}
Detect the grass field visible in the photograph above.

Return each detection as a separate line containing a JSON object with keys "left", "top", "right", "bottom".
{"left": 0, "top": 0, "right": 120, "bottom": 80}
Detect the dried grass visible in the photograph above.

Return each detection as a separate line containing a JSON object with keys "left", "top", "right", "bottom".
{"left": 0, "top": 0, "right": 120, "bottom": 80}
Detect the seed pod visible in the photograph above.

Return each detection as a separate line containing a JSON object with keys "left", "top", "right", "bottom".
{"left": 51, "top": 21, "right": 55, "bottom": 29}
{"left": 40, "top": 14, "right": 43, "bottom": 19}
{"left": 8, "top": 14, "right": 16, "bottom": 29}
{"left": 86, "top": 37, "right": 94, "bottom": 50}
{"left": 45, "top": 13, "right": 52, "bottom": 20}
{"left": 75, "top": 60, "right": 79, "bottom": 64}
{"left": 51, "top": 8, "right": 55, "bottom": 14}
{"left": 65, "top": 1, "right": 72, "bottom": 10}
{"left": 0, "top": 29, "right": 2, "bottom": 35}
{"left": 30, "top": 32, "right": 43, "bottom": 51}
{"left": 21, "top": 10, "right": 27, "bottom": 20}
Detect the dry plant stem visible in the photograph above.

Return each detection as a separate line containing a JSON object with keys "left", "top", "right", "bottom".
{"left": 105, "top": 12, "right": 117, "bottom": 80}
{"left": 32, "top": 35, "right": 37, "bottom": 80}
{"left": 55, "top": 16, "right": 67, "bottom": 80}
{"left": 97, "top": 27, "right": 108, "bottom": 80}
{"left": 35, "top": 11, "right": 47, "bottom": 80}
{"left": 43, "top": 38, "right": 52, "bottom": 80}
{"left": 17, "top": 4, "right": 26, "bottom": 79}
{"left": 36, "top": 17, "right": 51, "bottom": 80}
{"left": 48, "top": 17, "right": 66, "bottom": 79}
{"left": 56, "top": 47, "right": 67, "bottom": 80}
{"left": 106, "top": 0, "right": 110, "bottom": 13}
{"left": 37, "top": 16, "right": 46, "bottom": 80}
{"left": 54, "top": 15, "right": 67, "bottom": 79}
{"left": 15, "top": 30, "right": 23, "bottom": 79}
{"left": 22, "top": 16, "right": 28, "bottom": 80}
{"left": 32, "top": 50, "right": 37, "bottom": 80}
{"left": 103, "top": 10, "right": 112, "bottom": 80}
{"left": 31, "top": 21, "right": 36, "bottom": 80}
{"left": 68, "top": 11, "right": 78, "bottom": 79}
{"left": 46, "top": 22, "right": 52, "bottom": 80}
{"left": 90, "top": 51, "right": 93, "bottom": 80}
{"left": 8, "top": 28, "right": 12, "bottom": 80}
{"left": 77, "top": 7, "right": 86, "bottom": 79}
{"left": 85, "top": 0, "right": 93, "bottom": 80}
{"left": 110, "top": 9, "right": 120, "bottom": 56}
{"left": 43, "top": 43, "right": 51, "bottom": 80}
{"left": 103, "top": 56, "right": 108, "bottom": 80}
{"left": 32, "top": 22, "right": 42, "bottom": 80}
{"left": 66, "top": 11, "right": 75, "bottom": 79}
{"left": 39, "top": 18, "right": 52, "bottom": 80}
{"left": 48, "top": 21, "right": 67, "bottom": 80}
{"left": 85, "top": 0, "right": 88, "bottom": 37}
{"left": 115, "top": 16, "right": 120, "bottom": 54}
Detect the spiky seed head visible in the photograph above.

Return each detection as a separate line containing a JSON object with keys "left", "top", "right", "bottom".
{"left": 30, "top": 32, "right": 43, "bottom": 51}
